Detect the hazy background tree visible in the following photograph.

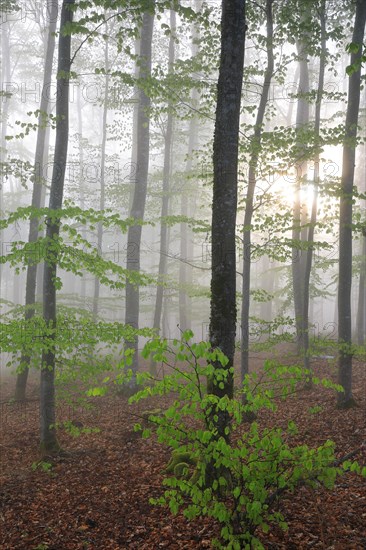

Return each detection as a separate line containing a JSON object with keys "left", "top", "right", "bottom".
{"left": 337, "top": 0, "right": 366, "bottom": 408}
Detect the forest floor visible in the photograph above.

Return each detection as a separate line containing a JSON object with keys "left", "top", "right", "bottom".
{"left": 0, "top": 351, "right": 365, "bottom": 550}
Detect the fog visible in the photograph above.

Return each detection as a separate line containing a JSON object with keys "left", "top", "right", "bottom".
{"left": 1, "top": 0, "right": 365, "bottom": 380}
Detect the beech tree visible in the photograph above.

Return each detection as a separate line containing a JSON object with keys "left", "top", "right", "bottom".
{"left": 291, "top": 9, "right": 310, "bottom": 354}
{"left": 337, "top": 0, "right": 366, "bottom": 408}
{"left": 301, "top": 0, "right": 326, "bottom": 374}
{"left": 93, "top": 32, "right": 109, "bottom": 319}
{"left": 240, "top": 0, "right": 273, "bottom": 384}
{"left": 15, "top": 0, "right": 59, "bottom": 402}
{"left": 151, "top": 7, "right": 176, "bottom": 362}
{"left": 209, "top": 0, "right": 246, "bottom": 410}
{"left": 125, "top": 4, "right": 155, "bottom": 384}
{"left": 40, "top": 0, "right": 75, "bottom": 451}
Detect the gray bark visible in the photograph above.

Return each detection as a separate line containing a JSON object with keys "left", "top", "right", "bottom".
{"left": 93, "top": 36, "right": 109, "bottom": 318}
{"left": 337, "top": 0, "right": 366, "bottom": 407}
{"left": 179, "top": 0, "right": 202, "bottom": 333}
{"left": 292, "top": 21, "right": 310, "bottom": 353}
{"left": 125, "top": 7, "right": 154, "bottom": 383}
{"left": 151, "top": 9, "right": 176, "bottom": 363}
{"left": 77, "top": 85, "right": 87, "bottom": 302}
{"left": 15, "top": 0, "right": 58, "bottom": 402}
{"left": 302, "top": 0, "right": 326, "bottom": 373}
{"left": 0, "top": 21, "right": 10, "bottom": 295}
{"left": 40, "top": 0, "right": 74, "bottom": 451}
{"left": 240, "top": 0, "right": 274, "bottom": 385}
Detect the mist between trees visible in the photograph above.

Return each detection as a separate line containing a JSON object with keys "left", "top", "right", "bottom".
{"left": 0, "top": 0, "right": 366, "bottom": 546}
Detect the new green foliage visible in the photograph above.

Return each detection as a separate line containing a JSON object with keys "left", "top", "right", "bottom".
{"left": 130, "top": 331, "right": 363, "bottom": 549}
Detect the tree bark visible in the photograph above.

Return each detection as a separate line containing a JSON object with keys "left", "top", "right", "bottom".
{"left": 356, "top": 141, "right": 366, "bottom": 346}
{"left": 151, "top": 8, "right": 175, "bottom": 371}
{"left": 40, "top": 0, "right": 74, "bottom": 451}
{"left": 15, "top": 0, "right": 58, "bottom": 402}
{"left": 93, "top": 35, "right": 109, "bottom": 319}
{"left": 337, "top": 0, "right": 366, "bottom": 408}
{"left": 240, "top": 0, "right": 273, "bottom": 386}
{"left": 356, "top": 232, "right": 366, "bottom": 345}
{"left": 292, "top": 20, "right": 310, "bottom": 353}
{"left": 209, "top": 0, "right": 246, "bottom": 407}
{"left": 125, "top": 5, "right": 154, "bottom": 384}
{"left": 179, "top": 0, "right": 201, "bottom": 333}
{"left": 302, "top": 0, "right": 326, "bottom": 374}
{"left": 77, "top": 84, "right": 87, "bottom": 303}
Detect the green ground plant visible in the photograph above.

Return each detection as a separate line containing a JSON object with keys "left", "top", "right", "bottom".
{"left": 129, "top": 331, "right": 365, "bottom": 549}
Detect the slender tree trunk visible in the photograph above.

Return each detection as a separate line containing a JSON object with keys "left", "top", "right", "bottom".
{"left": 125, "top": 6, "right": 154, "bottom": 385}
{"left": 356, "top": 140, "right": 366, "bottom": 345}
{"left": 15, "top": 1, "right": 58, "bottom": 402}
{"left": 151, "top": 9, "right": 175, "bottom": 369}
{"left": 292, "top": 18, "right": 310, "bottom": 353}
{"left": 302, "top": 0, "right": 326, "bottom": 374}
{"left": 179, "top": 0, "right": 201, "bottom": 333}
{"left": 40, "top": 0, "right": 74, "bottom": 451}
{"left": 259, "top": 255, "right": 273, "bottom": 324}
{"left": 356, "top": 231, "right": 366, "bottom": 345}
{"left": 129, "top": 36, "right": 141, "bottom": 213}
{"left": 209, "top": 0, "right": 246, "bottom": 408}
{"left": 93, "top": 36, "right": 109, "bottom": 318}
{"left": 240, "top": 0, "right": 273, "bottom": 385}
{"left": 179, "top": 117, "right": 197, "bottom": 333}
{"left": 0, "top": 21, "right": 10, "bottom": 295}
{"left": 36, "top": 122, "right": 50, "bottom": 301}
{"left": 337, "top": 0, "right": 366, "bottom": 408}
{"left": 77, "top": 85, "right": 87, "bottom": 302}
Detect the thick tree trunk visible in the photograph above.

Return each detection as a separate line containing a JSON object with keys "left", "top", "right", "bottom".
{"left": 125, "top": 6, "right": 154, "bottom": 384}
{"left": 15, "top": 1, "right": 58, "bottom": 402}
{"left": 240, "top": 0, "right": 273, "bottom": 385}
{"left": 209, "top": 0, "right": 246, "bottom": 407}
{"left": 151, "top": 9, "right": 175, "bottom": 366}
{"left": 337, "top": 0, "right": 366, "bottom": 408}
{"left": 40, "top": 0, "right": 74, "bottom": 451}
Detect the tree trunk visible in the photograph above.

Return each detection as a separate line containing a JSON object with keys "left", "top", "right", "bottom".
{"left": 337, "top": 0, "right": 366, "bottom": 408}
{"left": 0, "top": 21, "right": 10, "bottom": 380}
{"left": 209, "top": 0, "right": 246, "bottom": 407}
{"left": 356, "top": 139, "right": 366, "bottom": 345}
{"left": 356, "top": 232, "right": 366, "bottom": 345}
{"left": 77, "top": 84, "right": 87, "bottom": 303}
{"left": 179, "top": 0, "right": 201, "bottom": 333}
{"left": 35, "top": 122, "right": 50, "bottom": 301}
{"left": 240, "top": 0, "right": 273, "bottom": 385}
{"left": 302, "top": 0, "right": 326, "bottom": 374}
{"left": 292, "top": 24, "right": 310, "bottom": 354}
{"left": 125, "top": 6, "right": 154, "bottom": 385}
{"left": 15, "top": 0, "right": 58, "bottom": 402}
{"left": 151, "top": 8, "right": 175, "bottom": 372}
{"left": 129, "top": 36, "right": 141, "bottom": 213}
{"left": 0, "top": 20, "right": 10, "bottom": 295}
{"left": 40, "top": 0, "right": 74, "bottom": 451}
{"left": 93, "top": 36, "right": 109, "bottom": 319}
